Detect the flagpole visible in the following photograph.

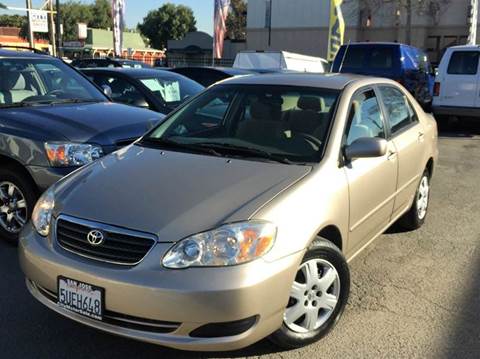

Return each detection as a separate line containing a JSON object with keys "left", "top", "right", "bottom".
{"left": 212, "top": 0, "right": 215, "bottom": 67}
{"left": 469, "top": 0, "right": 478, "bottom": 45}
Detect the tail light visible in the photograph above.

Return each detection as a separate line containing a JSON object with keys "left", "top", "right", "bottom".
{"left": 434, "top": 82, "right": 440, "bottom": 96}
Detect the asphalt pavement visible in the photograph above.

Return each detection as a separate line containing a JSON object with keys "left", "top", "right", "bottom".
{"left": 1, "top": 121, "right": 479, "bottom": 359}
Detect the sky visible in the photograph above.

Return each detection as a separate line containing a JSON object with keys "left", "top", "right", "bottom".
{"left": 0, "top": 0, "right": 215, "bottom": 34}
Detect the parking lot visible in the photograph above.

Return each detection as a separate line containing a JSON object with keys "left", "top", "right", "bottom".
{"left": 1, "top": 122, "right": 479, "bottom": 359}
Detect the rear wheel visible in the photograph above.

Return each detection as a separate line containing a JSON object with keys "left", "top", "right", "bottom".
{"left": 269, "top": 239, "right": 350, "bottom": 349}
{"left": 399, "top": 170, "right": 430, "bottom": 230}
{"left": 0, "top": 166, "right": 37, "bottom": 244}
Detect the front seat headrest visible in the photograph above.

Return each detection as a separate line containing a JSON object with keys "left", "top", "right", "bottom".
{"left": 298, "top": 96, "right": 325, "bottom": 112}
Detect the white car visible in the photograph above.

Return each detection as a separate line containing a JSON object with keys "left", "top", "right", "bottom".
{"left": 433, "top": 45, "right": 480, "bottom": 120}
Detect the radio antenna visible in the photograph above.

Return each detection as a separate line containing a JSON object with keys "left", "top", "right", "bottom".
{"left": 338, "top": 40, "right": 351, "bottom": 73}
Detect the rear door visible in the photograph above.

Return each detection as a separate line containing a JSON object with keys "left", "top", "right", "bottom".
{"left": 440, "top": 50, "right": 480, "bottom": 107}
{"left": 378, "top": 85, "right": 426, "bottom": 218}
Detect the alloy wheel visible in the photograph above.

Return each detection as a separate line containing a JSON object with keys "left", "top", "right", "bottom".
{"left": 417, "top": 176, "right": 429, "bottom": 220}
{"left": 0, "top": 181, "right": 28, "bottom": 234}
{"left": 284, "top": 258, "right": 341, "bottom": 333}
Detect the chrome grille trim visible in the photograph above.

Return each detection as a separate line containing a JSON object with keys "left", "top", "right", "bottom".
{"left": 55, "top": 214, "right": 157, "bottom": 266}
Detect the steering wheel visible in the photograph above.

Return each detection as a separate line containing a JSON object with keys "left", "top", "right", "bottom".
{"left": 45, "top": 89, "right": 65, "bottom": 97}
{"left": 294, "top": 132, "right": 323, "bottom": 151}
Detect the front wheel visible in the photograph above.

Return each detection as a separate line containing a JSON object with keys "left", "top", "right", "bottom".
{"left": 269, "top": 239, "right": 350, "bottom": 349}
{"left": 0, "top": 166, "right": 37, "bottom": 244}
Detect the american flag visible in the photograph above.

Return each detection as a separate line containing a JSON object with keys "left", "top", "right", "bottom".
{"left": 213, "top": 0, "right": 231, "bottom": 59}
{"left": 112, "top": 0, "right": 126, "bottom": 57}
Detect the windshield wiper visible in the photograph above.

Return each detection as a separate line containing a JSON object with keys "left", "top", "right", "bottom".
{"left": 0, "top": 102, "right": 37, "bottom": 109}
{"left": 25, "top": 98, "right": 103, "bottom": 106}
{"left": 138, "top": 137, "right": 223, "bottom": 157}
{"left": 195, "top": 142, "right": 293, "bottom": 164}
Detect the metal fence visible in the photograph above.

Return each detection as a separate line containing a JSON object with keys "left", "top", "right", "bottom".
{"left": 166, "top": 56, "right": 234, "bottom": 68}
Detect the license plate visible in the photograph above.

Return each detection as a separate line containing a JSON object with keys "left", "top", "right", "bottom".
{"left": 57, "top": 277, "right": 104, "bottom": 320}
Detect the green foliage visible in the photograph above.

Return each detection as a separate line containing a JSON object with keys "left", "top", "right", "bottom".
{"left": 226, "top": 0, "right": 247, "bottom": 40}
{"left": 89, "top": 0, "right": 112, "bottom": 30}
{"left": 0, "top": 14, "right": 26, "bottom": 28}
{"left": 0, "top": 3, "right": 6, "bottom": 10}
{"left": 138, "top": 3, "right": 197, "bottom": 50}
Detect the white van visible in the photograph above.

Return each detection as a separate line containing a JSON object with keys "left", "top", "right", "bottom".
{"left": 233, "top": 51, "right": 328, "bottom": 73}
{"left": 433, "top": 45, "right": 480, "bottom": 119}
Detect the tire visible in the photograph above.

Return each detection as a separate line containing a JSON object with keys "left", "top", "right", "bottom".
{"left": 399, "top": 170, "right": 430, "bottom": 231}
{"left": 269, "top": 238, "right": 350, "bottom": 349}
{"left": 0, "top": 165, "right": 38, "bottom": 244}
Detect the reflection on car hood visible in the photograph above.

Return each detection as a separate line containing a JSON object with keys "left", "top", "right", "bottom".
{"left": 55, "top": 145, "right": 311, "bottom": 242}
{"left": 1, "top": 102, "right": 162, "bottom": 146}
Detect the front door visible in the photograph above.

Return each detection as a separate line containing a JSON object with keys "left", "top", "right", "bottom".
{"left": 440, "top": 50, "right": 479, "bottom": 108}
{"left": 343, "top": 89, "right": 398, "bottom": 254}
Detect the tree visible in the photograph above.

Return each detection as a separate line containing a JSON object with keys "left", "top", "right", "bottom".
{"left": 226, "top": 0, "right": 247, "bottom": 40}
{"left": 90, "top": 0, "right": 112, "bottom": 30}
{"left": 59, "top": 1, "right": 92, "bottom": 40}
{"left": 0, "top": 3, "right": 6, "bottom": 9}
{"left": 138, "top": 3, "right": 197, "bottom": 50}
{"left": 0, "top": 14, "right": 27, "bottom": 28}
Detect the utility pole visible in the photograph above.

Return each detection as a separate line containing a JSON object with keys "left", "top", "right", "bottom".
{"left": 25, "top": 0, "right": 35, "bottom": 48}
{"left": 267, "top": 0, "right": 272, "bottom": 47}
{"left": 55, "top": 0, "right": 62, "bottom": 57}
{"left": 48, "top": 0, "right": 56, "bottom": 56}
{"left": 405, "top": 0, "right": 412, "bottom": 45}
{"left": 468, "top": 0, "right": 478, "bottom": 45}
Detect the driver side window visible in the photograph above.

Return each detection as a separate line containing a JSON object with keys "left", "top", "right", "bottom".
{"left": 346, "top": 90, "right": 385, "bottom": 146}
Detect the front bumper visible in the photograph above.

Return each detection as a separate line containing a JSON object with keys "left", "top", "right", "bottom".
{"left": 19, "top": 224, "right": 303, "bottom": 351}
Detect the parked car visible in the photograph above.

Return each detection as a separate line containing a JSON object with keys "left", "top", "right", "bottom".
{"left": 432, "top": 45, "right": 480, "bottom": 121}
{"left": 332, "top": 42, "right": 435, "bottom": 110}
{"left": 0, "top": 49, "right": 163, "bottom": 242}
{"left": 20, "top": 73, "right": 438, "bottom": 351}
{"left": 82, "top": 68, "right": 204, "bottom": 114}
{"left": 169, "top": 66, "right": 255, "bottom": 87}
{"left": 72, "top": 58, "right": 151, "bottom": 69}
{"left": 233, "top": 50, "right": 328, "bottom": 73}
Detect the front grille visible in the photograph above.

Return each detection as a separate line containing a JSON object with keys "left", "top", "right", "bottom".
{"left": 31, "top": 280, "right": 180, "bottom": 333}
{"left": 56, "top": 216, "right": 156, "bottom": 266}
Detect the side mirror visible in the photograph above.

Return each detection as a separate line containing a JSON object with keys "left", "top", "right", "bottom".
{"left": 132, "top": 98, "right": 150, "bottom": 109}
{"left": 101, "top": 84, "right": 112, "bottom": 98}
{"left": 344, "top": 137, "right": 388, "bottom": 161}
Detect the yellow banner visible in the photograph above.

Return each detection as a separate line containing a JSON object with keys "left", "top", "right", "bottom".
{"left": 327, "top": 0, "right": 345, "bottom": 62}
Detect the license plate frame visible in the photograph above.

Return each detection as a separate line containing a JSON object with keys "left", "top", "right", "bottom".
{"left": 57, "top": 276, "right": 105, "bottom": 321}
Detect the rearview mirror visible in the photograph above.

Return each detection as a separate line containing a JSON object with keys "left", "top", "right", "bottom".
{"left": 101, "top": 84, "right": 112, "bottom": 98}
{"left": 344, "top": 137, "right": 388, "bottom": 161}
{"left": 132, "top": 98, "right": 150, "bottom": 109}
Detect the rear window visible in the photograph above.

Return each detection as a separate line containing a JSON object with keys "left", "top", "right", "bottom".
{"left": 339, "top": 46, "right": 394, "bottom": 70}
{"left": 447, "top": 51, "right": 479, "bottom": 75}
{"left": 342, "top": 48, "right": 367, "bottom": 69}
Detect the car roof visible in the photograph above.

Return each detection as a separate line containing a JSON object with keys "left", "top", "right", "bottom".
{"left": 218, "top": 72, "right": 370, "bottom": 90}
{"left": 342, "top": 42, "right": 403, "bottom": 47}
{"left": 172, "top": 67, "right": 253, "bottom": 75}
{"left": 0, "top": 49, "right": 52, "bottom": 58}
{"left": 82, "top": 67, "right": 176, "bottom": 78}
{"left": 447, "top": 44, "right": 480, "bottom": 50}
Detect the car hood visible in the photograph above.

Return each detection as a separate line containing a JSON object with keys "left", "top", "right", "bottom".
{"left": 1, "top": 102, "right": 163, "bottom": 146}
{"left": 55, "top": 145, "right": 311, "bottom": 242}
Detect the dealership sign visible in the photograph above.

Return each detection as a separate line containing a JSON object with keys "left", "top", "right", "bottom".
{"left": 29, "top": 9, "right": 49, "bottom": 33}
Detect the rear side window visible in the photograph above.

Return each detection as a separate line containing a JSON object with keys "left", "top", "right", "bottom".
{"left": 447, "top": 51, "right": 479, "bottom": 75}
{"left": 379, "top": 86, "right": 418, "bottom": 135}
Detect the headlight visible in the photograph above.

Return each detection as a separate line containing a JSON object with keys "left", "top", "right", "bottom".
{"left": 32, "top": 188, "right": 55, "bottom": 237}
{"left": 45, "top": 143, "right": 103, "bottom": 167}
{"left": 162, "top": 222, "right": 277, "bottom": 269}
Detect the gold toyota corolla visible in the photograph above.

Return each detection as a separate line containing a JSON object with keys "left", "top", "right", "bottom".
{"left": 19, "top": 73, "right": 438, "bottom": 351}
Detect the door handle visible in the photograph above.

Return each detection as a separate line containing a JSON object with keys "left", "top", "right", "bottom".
{"left": 387, "top": 150, "right": 397, "bottom": 161}
{"left": 418, "top": 132, "right": 425, "bottom": 142}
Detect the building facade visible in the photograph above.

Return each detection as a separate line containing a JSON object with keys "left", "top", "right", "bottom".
{"left": 246, "top": 0, "right": 476, "bottom": 63}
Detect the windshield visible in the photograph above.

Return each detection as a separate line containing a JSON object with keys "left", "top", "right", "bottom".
{"left": 0, "top": 58, "right": 106, "bottom": 108}
{"left": 143, "top": 85, "right": 339, "bottom": 164}
{"left": 139, "top": 74, "right": 204, "bottom": 107}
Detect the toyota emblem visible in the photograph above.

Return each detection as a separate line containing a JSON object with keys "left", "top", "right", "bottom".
{"left": 87, "top": 230, "right": 105, "bottom": 246}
